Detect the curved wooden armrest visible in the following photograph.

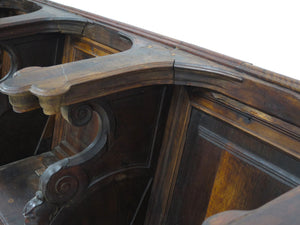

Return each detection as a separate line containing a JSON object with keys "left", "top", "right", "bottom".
{"left": 202, "top": 185, "right": 300, "bottom": 225}
{"left": 0, "top": 42, "right": 174, "bottom": 115}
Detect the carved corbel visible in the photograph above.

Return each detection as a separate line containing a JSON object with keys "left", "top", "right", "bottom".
{"left": 23, "top": 101, "right": 111, "bottom": 225}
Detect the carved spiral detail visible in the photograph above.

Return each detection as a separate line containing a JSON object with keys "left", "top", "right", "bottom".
{"left": 55, "top": 176, "right": 79, "bottom": 199}
{"left": 70, "top": 104, "right": 93, "bottom": 126}
{"left": 61, "top": 104, "right": 93, "bottom": 127}
{"left": 25, "top": 102, "right": 111, "bottom": 224}
{"left": 43, "top": 164, "right": 89, "bottom": 205}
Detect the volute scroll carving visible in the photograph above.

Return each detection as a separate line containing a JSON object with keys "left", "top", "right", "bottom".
{"left": 23, "top": 101, "right": 111, "bottom": 225}
{"left": 60, "top": 104, "right": 93, "bottom": 127}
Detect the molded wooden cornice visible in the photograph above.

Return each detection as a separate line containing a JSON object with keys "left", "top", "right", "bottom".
{"left": 1, "top": 0, "right": 300, "bottom": 130}
{"left": 0, "top": 35, "right": 248, "bottom": 115}
{"left": 33, "top": 0, "right": 300, "bottom": 94}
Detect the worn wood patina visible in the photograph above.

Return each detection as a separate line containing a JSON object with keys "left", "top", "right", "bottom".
{"left": 0, "top": 0, "right": 299, "bottom": 224}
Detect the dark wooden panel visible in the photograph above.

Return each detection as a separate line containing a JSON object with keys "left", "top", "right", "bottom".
{"left": 0, "top": 0, "right": 41, "bottom": 18}
{"left": 0, "top": 1, "right": 299, "bottom": 224}
{"left": 1, "top": 33, "right": 65, "bottom": 71}
{"left": 83, "top": 24, "right": 132, "bottom": 52}
{"left": 165, "top": 109, "right": 293, "bottom": 225}
{"left": 62, "top": 35, "right": 120, "bottom": 63}
{"left": 52, "top": 112, "right": 99, "bottom": 158}
{"left": 0, "top": 85, "right": 172, "bottom": 225}
{"left": 0, "top": 109, "right": 47, "bottom": 165}
{"left": 52, "top": 34, "right": 119, "bottom": 156}
{"left": 190, "top": 91, "right": 300, "bottom": 179}
{"left": 55, "top": 169, "right": 151, "bottom": 225}
{"left": 53, "top": 85, "right": 170, "bottom": 164}
{"left": 48, "top": 85, "right": 173, "bottom": 224}
{"left": 0, "top": 33, "right": 65, "bottom": 165}
{"left": 166, "top": 123, "right": 222, "bottom": 224}
{"left": 205, "top": 150, "right": 290, "bottom": 218}
{"left": 145, "top": 86, "right": 191, "bottom": 225}
{"left": 11, "top": 33, "right": 64, "bottom": 68}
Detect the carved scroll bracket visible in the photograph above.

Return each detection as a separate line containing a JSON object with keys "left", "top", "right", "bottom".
{"left": 23, "top": 101, "right": 111, "bottom": 225}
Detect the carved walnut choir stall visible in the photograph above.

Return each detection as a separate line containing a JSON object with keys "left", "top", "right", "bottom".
{"left": 0, "top": 0, "right": 299, "bottom": 225}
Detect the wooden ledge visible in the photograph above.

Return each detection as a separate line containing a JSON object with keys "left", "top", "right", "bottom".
{"left": 0, "top": 34, "right": 249, "bottom": 116}
{"left": 0, "top": 42, "right": 175, "bottom": 115}
{"left": 37, "top": 0, "right": 300, "bottom": 94}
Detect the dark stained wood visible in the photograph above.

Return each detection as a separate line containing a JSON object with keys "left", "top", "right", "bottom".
{"left": 0, "top": 0, "right": 299, "bottom": 225}
{"left": 0, "top": 93, "right": 9, "bottom": 117}
{"left": 0, "top": 84, "right": 171, "bottom": 225}
{"left": 34, "top": 116, "right": 56, "bottom": 155}
{"left": 0, "top": 33, "right": 65, "bottom": 79}
{"left": 0, "top": 33, "right": 65, "bottom": 165}
{"left": 205, "top": 150, "right": 290, "bottom": 218}
{"left": 0, "top": 109, "right": 47, "bottom": 166}
{"left": 82, "top": 23, "right": 133, "bottom": 52}
{"left": 145, "top": 86, "right": 192, "bottom": 225}
{"left": 38, "top": 0, "right": 300, "bottom": 95}
{"left": 62, "top": 35, "right": 120, "bottom": 63}
{"left": 0, "top": 0, "right": 41, "bottom": 17}
{"left": 0, "top": 0, "right": 40, "bottom": 19}
{"left": 0, "top": 1, "right": 87, "bottom": 41}
{"left": 0, "top": 152, "right": 58, "bottom": 225}
{"left": 166, "top": 120, "right": 223, "bottom": 224}
{"left": 51, "top": 33, "right": 124, "bottom": 158}
{"left": 0, "top": 38, "right": 174, "bottom": 115}
{"left": 174, "top": 60, "right": 300, "bottom": 129}
{"left": 53, "top": 169, "right": 152, "bottom": 225}
{"left": 162, "top": 108, "right": 293, "bottom": 225}
{"left": 189, "top": 91, "right": 300, "bottom": 176}
{"left": 0, "top": 49, "right": 11, "bottom": 78}
{"left": 23, "top": 86, "right": 170, "bottom": 225}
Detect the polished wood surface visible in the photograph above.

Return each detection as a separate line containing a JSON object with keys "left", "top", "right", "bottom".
{"left": 145, "top": 86, "right": 192, "bottom": 225}
{"left": 0, "top": 0, "right": 299, "bottom": 224}
{"left": 146, "top": 88, "right": 299, "bottom": 225}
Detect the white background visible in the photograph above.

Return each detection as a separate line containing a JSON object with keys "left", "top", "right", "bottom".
{"left": 52, "top": 0, "right": 300, "bottom": 80}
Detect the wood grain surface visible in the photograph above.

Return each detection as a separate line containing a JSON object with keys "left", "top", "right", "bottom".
{"left": 0, "top": 1, "right": 299, "bottom": 225}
